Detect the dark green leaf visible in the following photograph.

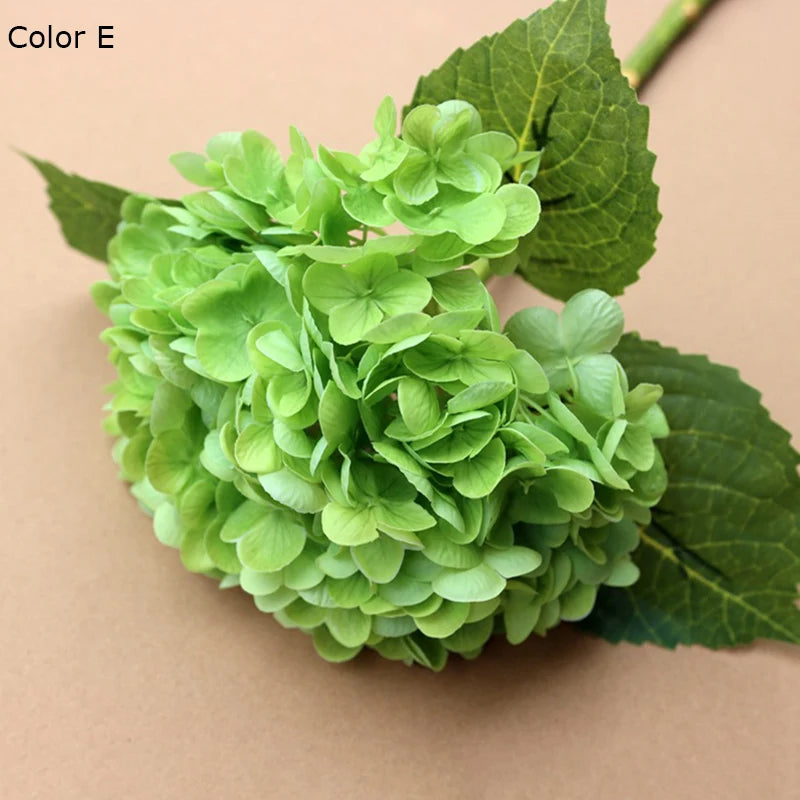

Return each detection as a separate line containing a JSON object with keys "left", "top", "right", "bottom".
{"left": 583, "top": 335, "right": 800, "bottom": 647}
{"left": 26, "top": 155, "right": 131, "bottom": 261}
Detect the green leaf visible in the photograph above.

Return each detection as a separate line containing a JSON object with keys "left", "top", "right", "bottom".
{"left": 26, "top": 155, "right": 131, "bottom": 261}
{"left": 408, "top": 0, "right": 659, "bottom": 299}
{"left": 583, "top": 335, "right": 800, "bottom": 647}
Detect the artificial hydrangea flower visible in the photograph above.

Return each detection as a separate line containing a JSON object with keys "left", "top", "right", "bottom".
{"left": 95, "top": 97, "right": 668, "bottom": 669}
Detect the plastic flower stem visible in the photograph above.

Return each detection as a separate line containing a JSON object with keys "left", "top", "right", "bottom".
{"left": 622, "top": 0, "right": 719, "bottom": 90}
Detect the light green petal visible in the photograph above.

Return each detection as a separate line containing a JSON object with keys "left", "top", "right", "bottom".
{"left": 401, "top": 105, "right": 440, "bottom": 152}
{"left": 373, "top": 95, "right": 398, "bottom": 138}
{"left": 439, "top": 194, "right": 506, "bottom": 245}
{"left": 508, "top": 350, "right": 549, "bottom": 395}
{"left": 504, "top": 305, "right": 565, "bottom": 365}
{"left": 561, "top": 289, "right": 624, "bottom": 356}
{"left": 239, "top": 566, "right": 283, "bottom": 596}
{"left": 430, "top": 269, "right": 484, "bottom": 311}
{"left": 326, "top": 608, "right": 372, "bottom": 648}
{"left": 302, "top": 261, "right": 359, "bottom": 314}
{"left": 483, "top": 546, "right": 543, "bottom": 578}
{"left": 437, "top": 152, "right": 500, "bottom": 194}
{"left": 328, "top": 299, "right": 384, "bottom": 345}
{"left": 447, "top": 381, "right": 514, "bottom": 414}
{"left": 433, "top": 564, "right": 506, "bottom": 603}
{"left": 418, "top": 531, "right": 481, "bottom": 569}
{"left": 604, "top": 559, "right": 640, "bottom": 587}
{"left": 374, "top": 271, "right": 432, "bottom": 317}
{"left": 318, "top": 381, "right": 359, "bottom": 449}
{"left": 342, "top": 186, "right": 395, "bottom": 226}
{"left": 504, "top": 596, "right": 542, "bottom": 645}
{"left": 283, "top": 549, "right": 326, "bottom": 591}
{"left": 393, "top": 151, "right": 438, "bottom": 205}
{"left": 559, "top": 582, "right": 598, "bottom": 621}
{"left": 237, "top": 512, "right": 306, "bottom": 572}
{"left": 321, "top": 503, "right": 378, "bottom": 546}
{"left": 222, "top": 130, "right": 284, "bottom": 205}
{"left": 397, "top": 377, "right": 440, "bottom": 435}
{"left": 351, "top": 535, "right": 404, "bottom": 584}
{"left": 375, "top": 500, "right": 436, "bottom": 533}
{"left": 451, "top": 438, "right": 506, "bottom": 498}
{"left": 258, "top": 469, "right": 327, "bottom": 513}
{"left": 540, "top": 469, "right": 595, "bottom": 513}
{"left": 415, "top": 601, "right": 470, "bottom": 638}
{"left": 204, "top": 523, "right": 242, "bottom": 574}
{"left": 145, "top": 431, "right": 195, "bottom": 495}
{"left": 153, "top": 502, "right": 183, "bottom": 548}
{"left": 363, "top": 313, "right": 431, "bottom": 344}
{"left": 378, "top": 574, "right": 433, "bottom": 607}
{"left": 495, "top": 183, "right": 541, "bottom": 239}
{"left": 326, "top": 573, "right": 373, "bottom": 608}
{"left": 312, "top": 626, "right": 363, "bottom": 663}
{"left": 235, "top": 424, "right": 281, "bottom": 474}
{"left": 464, "top": 131, "right": 518, "bottom": 166}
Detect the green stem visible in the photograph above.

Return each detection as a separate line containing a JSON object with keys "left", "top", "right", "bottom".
{"left": 622, "top": 0, "right": 719, "bottom": 90}
{"left": 470, "top": 257, "right": 492, "bottom": 283}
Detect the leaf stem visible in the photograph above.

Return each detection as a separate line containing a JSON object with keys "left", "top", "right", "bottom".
{"left": 622, "top": 0, "right": 719, "bottom": 90}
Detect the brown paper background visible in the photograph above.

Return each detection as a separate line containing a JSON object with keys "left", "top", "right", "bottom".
{"left": 2, "top": 1, "right": 798, "bottom": 797}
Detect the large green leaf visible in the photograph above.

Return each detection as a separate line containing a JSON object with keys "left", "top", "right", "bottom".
{"left": 407, "top": 0, "right": 659, "bottom": 300}
{"left": 582, "top": 335, "right": 800, "bottom": 647}
{"left": 26, "top": 156, "right": 130, "bottom": 261}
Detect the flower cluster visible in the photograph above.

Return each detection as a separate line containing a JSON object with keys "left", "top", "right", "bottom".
{"left": 96, "top": 98, "right": 668, "bottom": 668}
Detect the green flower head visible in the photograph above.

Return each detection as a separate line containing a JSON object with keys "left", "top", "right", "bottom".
{"left": 95, "top": 97, "right": 667, "bottom": 669}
